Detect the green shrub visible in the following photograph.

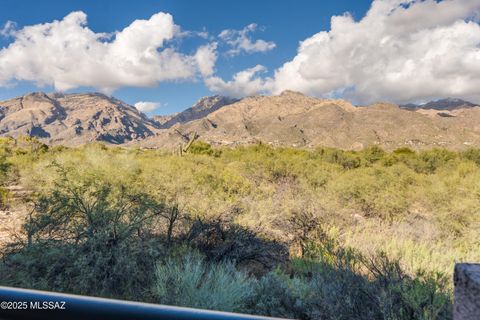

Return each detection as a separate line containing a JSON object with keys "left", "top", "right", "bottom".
{"left": 0, "top": 163, "right": 167, "bottom": 300}
{"left": 188, "top": 141, "right": 221, "bottom": 157}
{"left": 461, "top": 148, "right": 480, "bottom": 165}
{"left": 1, "top": 238, "right": 160, "bottom": 300}
{"left": 246, "top": 269, "right": 309, "bottom": 319}
{"left": 317, "top": 148, "right": 362, "bottom": 169}
{"left": 154, "top": 251, "right": 254, "bottom": 312}
{"left": 248, "top": 239, "right": 452, "bottom": 320}
{"left": 330, "top": 166, "right": 411, "bottom": 219}
{"left": 415, "top": 149, "right": 457, "bottom": 173}
{"left": 361, "top": 145, "right": 387, "bottom": 165}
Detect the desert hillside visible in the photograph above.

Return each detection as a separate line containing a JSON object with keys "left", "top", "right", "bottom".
{"left": 1, "top": 91, "right": 480, "bottom": 150}
{"left": 0, "top": 92, "right": 159, "bottom": 145}
{"left": 138, "top": 91, "right": 480, "bottom": 151}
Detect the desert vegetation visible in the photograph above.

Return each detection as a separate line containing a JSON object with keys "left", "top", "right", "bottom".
{"left": 0, "top": 137, "right": 478, "bottom": 319}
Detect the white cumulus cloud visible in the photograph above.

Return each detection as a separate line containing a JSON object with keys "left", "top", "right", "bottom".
{"left": 134, "top": 101, "right": 161, "bottom": 113}
{"left": 204, "top": 65, "right": 272, "bottom": 98}
{"left": 207, "top": 0, "right": 480, "bottom": 104}
{"left": 0, "top": 11, "right": 210, "bottom": 93}
{"left": 271, "top": 0, "right": 480, "bottom": 104}
{"left": 219, "top": 23, "right": 276, "bottom": 56}
{"left": 195, "top": 42, "right": 218, "bottom": 77}
{"left": 4, "top": 1, "right": 480, "bottom": 104}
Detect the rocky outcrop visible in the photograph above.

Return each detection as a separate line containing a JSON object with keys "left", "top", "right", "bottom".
{"left": 153, "top": 113, "right": 179, "bottom": 126}
{"left": 159, "top": 95, "right": 238, "bottom": 128}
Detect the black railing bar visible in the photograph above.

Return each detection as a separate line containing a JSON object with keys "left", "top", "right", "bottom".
{"left": 0, "top": 286, "right": 287, "bottom": 320}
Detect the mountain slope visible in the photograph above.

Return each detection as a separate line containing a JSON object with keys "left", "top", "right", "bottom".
{"left": 157, "top": 95, "right": 238, "bottom": 128}
{"left": 153, "top": 113, "right": 179, "bottom": 126}
{"left": 0, "top": 92, "right": 159, "bottom": 145}
{"left": 136, "top": 91, "right": 480, "bottom": 150}
{"left": 2, "top": 91, "right": 480, "bottom": 150}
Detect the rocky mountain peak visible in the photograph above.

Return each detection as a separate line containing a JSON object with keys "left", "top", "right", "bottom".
{"left": 401, "top": 98, "right": 478, "bottom": 110}
{"left": 158, "top": 95, "right": 239, "bottom": 128}
{"left": 422, "top": 98, "right": 477, "bottom": 110}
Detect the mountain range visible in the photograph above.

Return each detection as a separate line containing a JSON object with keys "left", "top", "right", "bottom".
{"left": 1, "top": 91, "right": 480, "bottom": 150}
{"left": 399, "top": 98, "right": 477, "bottom": 110}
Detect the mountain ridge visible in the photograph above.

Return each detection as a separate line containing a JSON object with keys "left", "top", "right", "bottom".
{"left": 136, "top": 92, "right": 480, "bottom": 150}
{"left": 400, "top": 98, "right": 478, "bottom": 110}
{"left": 1, "top": 91, "right": 480, "bottom": 150}
{"left": 156, "top": 95, "right": 239, "bottom": 128}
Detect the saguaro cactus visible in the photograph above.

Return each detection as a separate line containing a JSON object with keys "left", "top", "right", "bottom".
{"left": 177, "top": 131, "right": 198, "bottom": 156}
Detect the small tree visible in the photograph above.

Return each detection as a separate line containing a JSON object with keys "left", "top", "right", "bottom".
{"left": 3, "top": 162, "right": 168, "bottom": 299}
{"left": 26, "top": 163, "right": 164, "bottom": 245}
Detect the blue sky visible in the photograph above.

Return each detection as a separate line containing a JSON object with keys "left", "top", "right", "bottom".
{"left": 1, "top": 0, "right": 480, "bottom": 115}
{"left": 0, "top": 0, "right": 371, "bottom": 114}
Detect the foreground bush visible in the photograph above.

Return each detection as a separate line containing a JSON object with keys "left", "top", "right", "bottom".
{"left": 154, "top": 250, "right": 254, "bottom": 312}
{"left": 0, "top": 163, "right": 166, "bottom": 299}
{"left": 246, "top": 237, "right": 452, "bottom": 320}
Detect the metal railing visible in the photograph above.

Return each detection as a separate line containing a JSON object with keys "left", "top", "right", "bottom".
{"left": 0, "top": 286, "right": 283, "bottom": 320}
